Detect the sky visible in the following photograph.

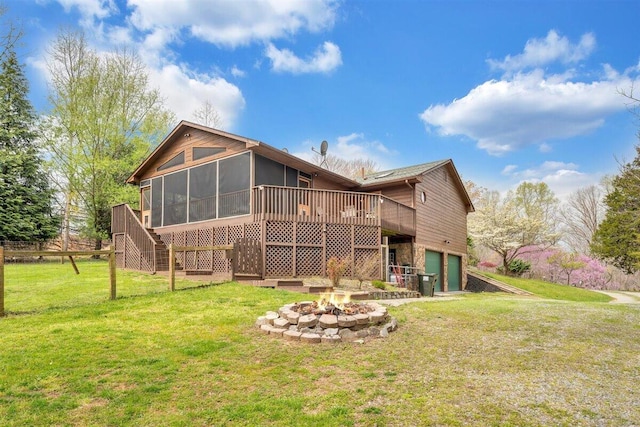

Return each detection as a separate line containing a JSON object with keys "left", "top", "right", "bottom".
{"left": 7, "top": 0, "right": 640, "bottom": 201}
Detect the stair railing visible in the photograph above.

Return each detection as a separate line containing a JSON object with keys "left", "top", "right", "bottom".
{"left": 112, "top": 203, "right": 160, "bottom": 271}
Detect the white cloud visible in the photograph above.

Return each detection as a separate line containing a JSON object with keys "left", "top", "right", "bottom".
{"left": 539, "top": 142, "right": 552, "bottom": 153}
{"left": 53, "top": 0, "right": 116, "bottom": 20}
{"left": 335, "top": 133, "right": 378, "bottom": 158}
{"left": 231, "top": 66, "right": 246, "bottom": 78}
{"left": 503, "top": 161, "right": 579, "bottom": 179}
{"left": 43, "top": 0, "right": 341, "bottom": 129}
{"left": 148, "top": 64, "right": 246, "bottom": 129}
{"left": 292, "top": 132, "right": 396, "bottom": 168}
{"left": 265, "top": 41, "right": 342, "bottom": 74}
{"left": 500, "top": 160, "right": 599, "bottom": 201}
{"left": 128, "top": 0, "right": 337, "bottom": 48}
{"left": 488, "top": 30, "right": 595, "bottom": 74}
{"left": 421, "top": 31, "right": 640, "bottom": 156}
{"left": 501, "top": 165, "right": 517, "bottom": 175}
{"left": 421, "top": 68, "right": 637, "bottom": 155}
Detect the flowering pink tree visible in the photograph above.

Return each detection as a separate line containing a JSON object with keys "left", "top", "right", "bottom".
{"left": 510, "top": 246, "right": 611, "bottom": 289}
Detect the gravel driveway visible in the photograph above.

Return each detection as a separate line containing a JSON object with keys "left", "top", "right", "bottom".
{"left": 595, "top": 290, "right": 640, "bottom": 303}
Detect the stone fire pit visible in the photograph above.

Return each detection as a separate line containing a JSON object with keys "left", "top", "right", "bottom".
{"left": 256, "top": 294, "right": 398, "bottom": 344}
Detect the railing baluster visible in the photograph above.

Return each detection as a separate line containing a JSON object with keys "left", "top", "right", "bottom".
{"left": 249, "top": 186, "right": 415, "bottom": 235}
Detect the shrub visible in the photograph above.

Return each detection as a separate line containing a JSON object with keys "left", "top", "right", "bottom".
{"left": 327, "top": 256, "right": 348, "bottom": 287}
{"left": 372, "top": 280, "right": 386, "bottom": 290}
{"left": 507, "top": 259, "right": 531, "bottom": 276}
{"left": 354, "top": 255, "right": 378, "bottom": 289}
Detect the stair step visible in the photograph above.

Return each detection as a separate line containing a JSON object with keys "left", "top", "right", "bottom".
{"left": 185, "top": 270, "right": 213, "bottom": 276}
{"left": 306, "top": 286, "right": 334, "bottom": 294}
{"left": 265, "top": 279, "right": 304, "bottom": 287}
{"left": 235, "top": 273, "right": 263, "bottom": 281}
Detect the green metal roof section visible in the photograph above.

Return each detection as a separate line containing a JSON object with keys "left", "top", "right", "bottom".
{"left": 355, "top": 159, "right": 451, "bottom": 186}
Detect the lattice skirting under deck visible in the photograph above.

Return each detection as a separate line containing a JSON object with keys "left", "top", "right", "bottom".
{"left": 264, "top": 221, "right": 381, "bottom": 280}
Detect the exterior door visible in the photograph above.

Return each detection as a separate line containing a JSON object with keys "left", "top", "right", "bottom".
{"left": 141, "top": 187, "right": 151, "bottom": 228}
{"left": 425, "top": 250, "right": 443, "bottom": 292}
{"left": 447, "top": 254, "right": 461, "bottom": 291}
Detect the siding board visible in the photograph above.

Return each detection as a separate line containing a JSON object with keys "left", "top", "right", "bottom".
{"left": 140, "top": 128, "right": 246, "bottom": 181}
{"left": 415, "top": 165, "right": 467, "bottom": 254}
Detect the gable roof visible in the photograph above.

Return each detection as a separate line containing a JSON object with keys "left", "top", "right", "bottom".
{"left": 127, "top": 121, "right": 474, "bottom": 212}
{"left": 127, "top": 120, "right": 360, "bottom": 188}
{"left": 356, "top": 159, "right": 475, "bottom": 212}
{"left": 355, "top": 160, "right": 450, "bottom": 186}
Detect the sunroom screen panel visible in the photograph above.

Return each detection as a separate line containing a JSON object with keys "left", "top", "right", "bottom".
{"left": 255, "top": 154, "right": 284, "bottom": 186}
{"left": 189, "top": 162, "right": 217, "bottom": 222}
{"left": 219, "top": 152, "right": 250, "bottom": 218}
{"left": 163, "top": 170, "right": 188, "bottom": 226}
{"left": 151, "top": 177, "right": 163, "bottom": 227}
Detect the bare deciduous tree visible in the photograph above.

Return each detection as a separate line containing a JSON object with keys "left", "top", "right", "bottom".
{"left": 560, "top": 184, "right": 605, "bottom": 254}
{"left": 192, "top": 100, "right": 223, "bottom": 128}
{"left": 0, "top": 5, "right": 22, "bottom": 62}
{"left": 311, "top": 153, "right": 378, "bottom": 179}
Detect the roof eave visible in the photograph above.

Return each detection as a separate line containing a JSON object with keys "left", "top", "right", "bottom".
{"left": 126, "top": 120, "right": 361, "bottom": 189}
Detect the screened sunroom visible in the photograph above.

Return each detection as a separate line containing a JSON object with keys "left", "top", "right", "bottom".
{"left": 140, "top": 151, "right": 311, "bottom": 229}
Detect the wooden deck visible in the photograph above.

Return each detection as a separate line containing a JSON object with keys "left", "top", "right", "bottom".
{"left": 252, "top": 186, "right": 415, "bottom": 236}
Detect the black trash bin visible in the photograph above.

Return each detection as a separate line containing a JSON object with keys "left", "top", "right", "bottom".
{"left": 418, "top": 273, "right": 437, "bottom": 297}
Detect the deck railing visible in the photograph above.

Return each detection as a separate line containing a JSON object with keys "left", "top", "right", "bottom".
{"left": 111, "top": 203, "right": 159, "bottom": 271}
{"left": 252, "top": 186, "right": 416, "bottom": 235}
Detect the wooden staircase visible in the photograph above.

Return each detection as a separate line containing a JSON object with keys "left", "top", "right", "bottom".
{"left": 148, "top": 229, "right": 172, "bottom": 271}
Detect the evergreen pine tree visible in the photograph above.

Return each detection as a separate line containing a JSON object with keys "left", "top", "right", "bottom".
{"left": 0, "top": 49, "right": 59, "bottom": 243}
{"left": 591, "top": 145, "right": 640, "bottom": 273}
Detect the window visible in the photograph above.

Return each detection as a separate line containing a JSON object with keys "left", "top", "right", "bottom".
{"left": 219, "top": 152, "right": 250, "bottom": 218}
{"left": 298, "top": 177, "right": 310, "bottom": 188}
{"left": 255, "top": 154, "right": 285, "bottom": 186}
{"left": 286, "top": 167, "right": 298, "bottom": 187}
{"left": 151, "top": 177, "right": 163, "bottom": 227}
{"left": 148, "top": 152, "right": 252, "bottom": 227}
{"left": 193, "top": 147, "right": 225, "bottom": 161}
{"left": 157, "top": 151, "right": 185, "bottom": 171}
{"left": 163, "top": 170, "right": 188, "bottom": 225}
{"left": 142, "top": 187, "right": 151, "bottom": 211}
{"left": 189, "top": 162, "right": 217, "bottom": 222}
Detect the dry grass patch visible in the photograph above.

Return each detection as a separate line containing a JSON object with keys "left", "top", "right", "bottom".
{"left": 0, "top": 272, "right": 639, "bottom": 426}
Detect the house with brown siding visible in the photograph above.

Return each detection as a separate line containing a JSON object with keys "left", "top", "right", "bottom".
{"left": 111, "top": 121, "right": 474, "bottom": 291}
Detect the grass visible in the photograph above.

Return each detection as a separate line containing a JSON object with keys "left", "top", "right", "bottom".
{"left": 479, "top": 271, "right": 612, "bottom": 302}
{"left": 3, "top": 259, "right": 212, "bottom": 314}
{"left": 1, "top": 262, "right": 639, "bottom": 426}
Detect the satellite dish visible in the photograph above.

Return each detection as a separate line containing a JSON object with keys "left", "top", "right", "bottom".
{"left": 282, "top": 148, "right": 289, "bottom": 153}
{"left": 312, "top": 139, "right": 329, "bottom": 168}
{"left": 320, "top": 140, "right": 328, "bottom": 156}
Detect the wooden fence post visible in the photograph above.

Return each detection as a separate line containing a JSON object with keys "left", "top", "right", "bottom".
{"left": 109, "top": 248, "right": 116, "bottom": 300}
{"left": 169, "top": 243, "right": 175, "bottom": 291}
{"left": 0, "top": 246, "right": 4, "bottom": 317}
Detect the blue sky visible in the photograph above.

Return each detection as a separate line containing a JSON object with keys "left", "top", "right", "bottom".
{"left": 8, "top": 0, "right": 640, "bottom": 200}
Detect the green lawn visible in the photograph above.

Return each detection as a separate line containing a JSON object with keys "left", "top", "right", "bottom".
{"left": 3, "top": 259, "right": 207, "bottom": 314}
{"left": 480, "top": 271, "right": 612, "bottom": 302}
{"left": 1, "top": 263, "right": 639, "bottom": 426}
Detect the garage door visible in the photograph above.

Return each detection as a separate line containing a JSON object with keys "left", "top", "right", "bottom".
{"left": 447, "top": 254, "right": 461, "bottom": 291}
{"left": 425, "top": 250, "right": 443, "bottom": 292}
